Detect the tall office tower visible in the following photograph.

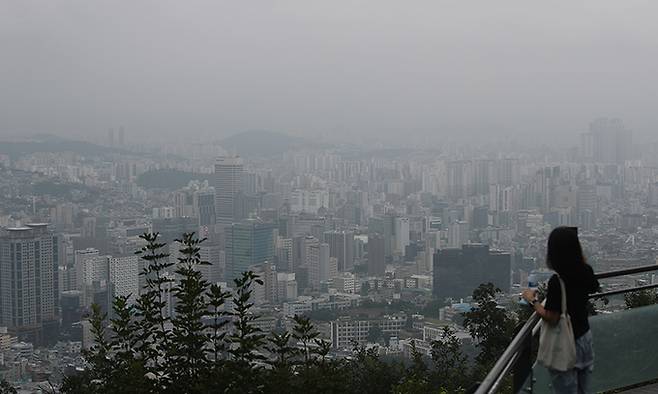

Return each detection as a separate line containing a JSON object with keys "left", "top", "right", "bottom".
{"left": 306, "top": 241, "right": 330, "bottom": 290}
{"left": 196, "top": 190, "right": 217, "bottom": 227}
{"left": 368, "top": 215, "right": 396, "bottom": 259}
{"left": 576, "top": 185, "right": 598, "bottom": 230}
{"left": 581, "top": 118, "right": 633, "bottom": 164}
{"left": 367, "top": 233, "right": 386, "bottom": 276}
{"left": 225, "top": 219, "right": 274, "bottom": 282}
{"left": 447, "top": 221, "right": 469, "bottom": 248}
{"left": 433, "top": 244, "right": 511, "bottom": 300}
{"left": 109, "top": 256, "right": 139, "bottom": 305}
{"left": 393, "top": 217, "right": 410, "bottom": 256}
{"left": 214, "top": 156, "right": 244, "bottom": 225}
{"left": 323, "top": 230, "right": 355, "bottom": 272}
{"left": 0, "top": 224, "right": 60, "bottom": 345}
{"left": 305, "top": 240, "right": 320, "bottom": 290}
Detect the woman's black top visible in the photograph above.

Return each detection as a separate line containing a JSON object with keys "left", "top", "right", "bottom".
{"left": 544, "top": 264, "right": 600, "bottom": 339}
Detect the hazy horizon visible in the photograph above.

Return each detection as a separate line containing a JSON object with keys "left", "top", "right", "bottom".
{"left": 2, "top": 1, "right": 658, "bottom": 145}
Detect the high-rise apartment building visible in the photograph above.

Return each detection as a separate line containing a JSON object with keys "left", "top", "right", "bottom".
{"left": 109, "top": 255, "right": 140, "bottom": 305}
{"left": 581, "top": 118, "right": 633, "bottom": 164}
{"left": 447, "top": 221, "right": 469, "bottom": 248}
{"left": 74, "top": 248, "right": 108, "bottom": 309}
{"left": 307, "top": 242, "right": 331, "bottom": 290}
{"left": 214, "top": 156, "right": 244, "bottom": 225}
{"left": 0, "top": 224, "right": 60, "bottom": 345}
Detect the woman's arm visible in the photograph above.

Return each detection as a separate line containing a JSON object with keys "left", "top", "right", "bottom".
{"left": 522, "top": 289, "right": 560, "bottom": 325}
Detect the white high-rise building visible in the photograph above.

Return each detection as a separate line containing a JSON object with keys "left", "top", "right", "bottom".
{"left": 74, "top": 248, "right": 109, "bottom": 308}
{"left": 109, "top": 256, "right": 140, "bottom": 305}
{"left": 214, "top": 156, "right": 244, "bottom": 225}
{"left": 394, "top": 217, "right": 410, "bottom": 255}
{"left": 290, "top": 189, "right": 330, "bottom": 214}
{"left": 448, "top": 221, "right": 469, "bottom": 248}
{"left": 199, "top": 244, "right": 224, "bottom": 283}
{"left": 308, "top": 242, "right": 333, "bottom": 289}
{"left": 277, "top": 272, "right": 298, "bottom": 301}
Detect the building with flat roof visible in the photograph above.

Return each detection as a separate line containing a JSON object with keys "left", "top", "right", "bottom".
{"left": 0, "top": 224, "right": 60, "bottom": 346}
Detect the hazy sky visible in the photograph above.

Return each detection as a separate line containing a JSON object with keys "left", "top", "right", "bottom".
{"left": 2, "top": 1, "right": 658, "bottom": 145}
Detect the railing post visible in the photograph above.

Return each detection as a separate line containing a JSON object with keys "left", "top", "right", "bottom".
{"left": 513, "top": 330, "right": 532, "bottom": 393}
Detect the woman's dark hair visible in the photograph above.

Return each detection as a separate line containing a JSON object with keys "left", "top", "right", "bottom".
{"left": 546, "top": 226, "right": 587, "bottom": 278}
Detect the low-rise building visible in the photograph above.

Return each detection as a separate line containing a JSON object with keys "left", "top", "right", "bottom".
{"left": 330, "top": 313, "right": 407, "bottom": 349}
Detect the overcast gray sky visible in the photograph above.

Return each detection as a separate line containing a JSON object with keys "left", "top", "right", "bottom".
{"left": 1, "top": 1, "right": 657, "bottom": 145}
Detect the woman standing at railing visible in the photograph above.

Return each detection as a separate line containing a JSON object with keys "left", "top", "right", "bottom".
{"left": 522, "top": 227, "right": 600, "bottom": 394}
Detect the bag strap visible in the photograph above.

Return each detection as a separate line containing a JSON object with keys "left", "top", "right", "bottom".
{"left": 557, "top": 275, "right": 568, "bottom": 316}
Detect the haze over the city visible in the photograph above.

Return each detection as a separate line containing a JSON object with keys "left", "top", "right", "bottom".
{"left": 2, "top": 1, "right": 658, "bottom": 145}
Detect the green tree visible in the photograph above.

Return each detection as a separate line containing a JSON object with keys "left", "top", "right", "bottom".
{"left": 224, "top": 271, "right": 267, "bottom": 393}
{"left": 367, "top": 324, "right": 383, "bottom": 344}
{"left": 133, "top": 232, "right": 173, "bottom": 380}
{"left": 61, "top": 304, "right": 112, "bottom": 394}
{"left": 168, "top": 233, "right": 212, "bottom": 393}
{"left": 420, "top": 298, "right": 444, "bottom": 319}
{"left": 0, "top": 379, "right": 17, "bottom": 394}
{"left": 206, "top": 283, "right": 231, "bottom": 363}
{"left": 463, "top": 283, "right": 517, "bottom": 378}
{"left": 348, "top": 343, "right": 404, "bottom": 394}
{"left": 292, "top": 315, "right": 319, "bottom": 364}
{"left": 429, "top": 326, "right": 468, "bottom": 393}
{"left": 60, "top": 232, "right": 501, "bottom": 394}
{"left": 625, "top": 289, "right": 658, "bottom": 309}
{"left": 264, "top": 331, "right": 296, "bottom": 392}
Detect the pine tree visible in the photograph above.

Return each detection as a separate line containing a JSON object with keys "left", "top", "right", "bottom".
{"left": 134, "top": 232, "right": 173, "bottom": 385}
{"left": 168, "top": 233, "right": 211, "bottom": 393}
{"left": 224, "top": 271, "right": 267, "bottom": 393}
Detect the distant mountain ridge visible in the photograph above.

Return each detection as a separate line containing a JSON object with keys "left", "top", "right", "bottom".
{"left": 0, "top": 134, "right": 124, "bottom": 159}
{"left": 218, "top": 130, "right": 308, "bottom": 157}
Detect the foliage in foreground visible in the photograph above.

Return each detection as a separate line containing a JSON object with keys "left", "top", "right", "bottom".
{"left": 61, "top": 232, "right": 519, "bottom": 394}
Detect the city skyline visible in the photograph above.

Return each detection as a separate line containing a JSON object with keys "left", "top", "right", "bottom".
{"left": 2, "top": 2, "right": 658, "bottom": 392}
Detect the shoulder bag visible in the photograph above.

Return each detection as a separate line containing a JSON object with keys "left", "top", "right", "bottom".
{"left": 536, "top": 276, "right": 577, "bottom": 371}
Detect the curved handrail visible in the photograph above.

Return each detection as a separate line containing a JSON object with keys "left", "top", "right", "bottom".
{"left": 475, "top": 263, "right": 658, "bottom": 394}
{"left": 475, "top": 313, "right": 540, "bottom": 394}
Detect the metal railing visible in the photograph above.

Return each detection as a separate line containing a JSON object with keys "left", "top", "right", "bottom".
{"left": 475, "top": 263, "right": 658, "bottom": 394}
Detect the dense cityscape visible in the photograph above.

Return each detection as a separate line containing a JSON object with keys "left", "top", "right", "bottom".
{"left": 1, "top": 118, "right": 658, "bottom": 391}
{"left": 5, "top": 1, "right": 658, "bottom": 392}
